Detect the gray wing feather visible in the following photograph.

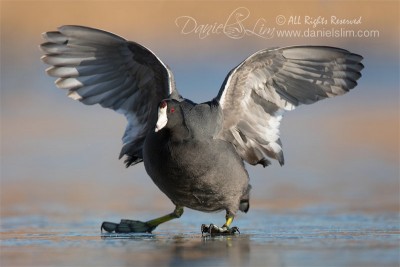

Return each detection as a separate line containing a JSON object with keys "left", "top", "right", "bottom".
{"left": 216, "top": 46, "right": 363, "bottom": 167}
{"left": 40, "top": 25, "right": 179, "bottom": 166}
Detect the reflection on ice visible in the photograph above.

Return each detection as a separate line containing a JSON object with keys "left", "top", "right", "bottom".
{"left": 1, "top": 210, "right": 398, "bottom": 267}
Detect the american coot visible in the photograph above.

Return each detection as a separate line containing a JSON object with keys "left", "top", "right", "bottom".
{"left": 40, "top": 25, "right": 364, "bottom": 235}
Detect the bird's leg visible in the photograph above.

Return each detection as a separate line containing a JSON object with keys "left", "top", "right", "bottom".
{"left": 201, "top": 211, "right": 240, "bottom": 236}
{"left": 101, "top": 206, "right": 184, "bottom": 233}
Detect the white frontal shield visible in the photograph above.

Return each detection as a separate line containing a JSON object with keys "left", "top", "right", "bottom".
{"left": 155, "top": 104, "right": 168, "bottom": 132}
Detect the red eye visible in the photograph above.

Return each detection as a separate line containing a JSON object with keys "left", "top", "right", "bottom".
{"left": 170, "top": 107, "right": 175, "bottom": 113}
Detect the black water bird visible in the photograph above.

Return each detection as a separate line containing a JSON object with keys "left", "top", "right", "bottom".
{"left": 40, "top": 25, "right": 363, "bottom": 235}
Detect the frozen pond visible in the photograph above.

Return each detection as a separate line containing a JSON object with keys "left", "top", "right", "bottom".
{"left": 1, "top": 210, "right": 398, "bottom": 267}
{"left": 1, "top": 1, "right": 399, "bottom": 267}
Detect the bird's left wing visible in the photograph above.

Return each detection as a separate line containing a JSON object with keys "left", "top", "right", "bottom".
{"left": 215, "top": 46, "right": 364, "bottom": 167}
{"left": 40, "top": 25, "right": 180, "bottom": 166}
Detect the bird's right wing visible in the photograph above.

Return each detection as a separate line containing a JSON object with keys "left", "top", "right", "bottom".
{"left": 40, "top": 25, "right": 180, "bottom": 166}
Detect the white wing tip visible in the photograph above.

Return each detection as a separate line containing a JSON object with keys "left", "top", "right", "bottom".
{"left": 267, "top": 142, "right": 283, "bottom": 155}
{"left": 67, "top": 91, "right": 82, "bottom": 101}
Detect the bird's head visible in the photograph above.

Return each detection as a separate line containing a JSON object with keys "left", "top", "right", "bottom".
{"left": 155, "top": 99, "right": 183, "bottom": 132}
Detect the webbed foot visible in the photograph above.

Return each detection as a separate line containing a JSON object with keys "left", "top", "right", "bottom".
{"left": 101, "top": 219, "right": 156, "bottom": 233}
{"left": 101, "top": 206, "right": 184, "bottom": 234}
{"left": 201, "top": 223, "right": 240, "bottom": 236}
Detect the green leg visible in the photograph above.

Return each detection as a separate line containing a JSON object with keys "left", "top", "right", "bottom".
{"left": 146, "top": 206, "right": 184, "bottom": 229}
{"left": 101, "top": 206, "right": 184, "bottom": 233}
{"left": 223, "top": 213, "right": 234, "bottom": 228}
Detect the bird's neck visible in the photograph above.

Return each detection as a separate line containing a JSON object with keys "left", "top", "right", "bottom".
{"left": 168, "top": 124, "right": 191, "bottom": 143}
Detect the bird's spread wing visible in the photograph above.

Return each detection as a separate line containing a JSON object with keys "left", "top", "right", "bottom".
{"left": 40, "top": 25, "right": 179, "bottom": 166}
{"left": 215, "top": 46, "right": 364, "bottom": 167}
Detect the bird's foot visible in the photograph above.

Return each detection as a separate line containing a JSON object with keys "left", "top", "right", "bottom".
{"left": 101, "top": 219, "right": 156, "bottom": 234}
{"left": 201, "top": 224, "right": 240, "bottom": 236}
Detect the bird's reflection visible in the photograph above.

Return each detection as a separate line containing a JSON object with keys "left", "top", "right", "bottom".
{"left": 101, "top": 232, "right": 251, "bottom": 267}
{"left": 168, "top": 234, "right": 251, "bottom": 267}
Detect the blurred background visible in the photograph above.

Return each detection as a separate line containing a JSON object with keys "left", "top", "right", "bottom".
{"left": 1, "top": 0, "right": 399, "bottom": 222}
